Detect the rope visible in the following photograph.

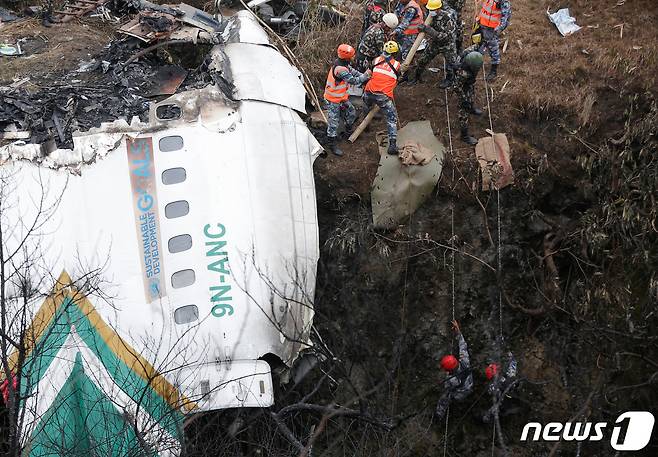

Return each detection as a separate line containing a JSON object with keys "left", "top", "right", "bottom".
{"left": 491, "top": 419, "right": 496, "bottom": 457}
{"left": 443, "top": 57, "right": 456, "bottom": 322}
{"left": 482, "top": 53, "right": 506, "bottom": 455}
{"left": 443, "top": 405, "right": 450, "bottom": 457}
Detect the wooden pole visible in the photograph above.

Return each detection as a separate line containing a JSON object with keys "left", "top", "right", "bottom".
{"left": 348, "top": 14, "right": 434, "bottom": 143}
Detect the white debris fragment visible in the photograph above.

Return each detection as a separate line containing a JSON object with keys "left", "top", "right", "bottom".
{"left": 548, "top": 8, "right": 581, "bottom": 37}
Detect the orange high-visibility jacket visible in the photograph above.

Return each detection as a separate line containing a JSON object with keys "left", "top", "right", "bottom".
{"left": 403, "top": 0, "right": 424, "bottom": 35}
{"left": 479, "top": 0, "right": 502, "bottom": 28}
{"left": 323, "top": 65, "right": 349, "bottom": 103}
{"left": 365, "top": 56, "right": 401, "bottom": 99}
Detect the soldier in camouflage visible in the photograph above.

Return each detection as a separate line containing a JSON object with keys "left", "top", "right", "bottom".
{"left": 483, "top": 352, "right": 519, "bottom": 423}
{"left": 393, "top": 0, "right": 424, "bottom": 60}
{"left": 435, "top": 320, "right": 474, "bottom": 420}
{"left": 361, "top": 0, "right": 386, "bottom": 38}
{"left": 445, "top": 0, "right": 465, "bottom": 52}
{"left": 476, "top": 0, "right": 511, "bottom": 81}
{"left": 454, "top": 49, "right": 484, "bottom": 145}
{"left": 406, "top": 0, "right": 457, "bottom": 88}
{"left": 356, "top": 13, "right": 399, "bottom": 72}
{"left": 324, "top": 44, "right": 372, "bottom": 156}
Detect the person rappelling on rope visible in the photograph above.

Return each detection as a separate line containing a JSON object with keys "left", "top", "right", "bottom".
{"left": 435, "top": 319, "right": 473, "bottom": 419}
{"left": 482, "top": 351, "right": 519, "bottom": 423}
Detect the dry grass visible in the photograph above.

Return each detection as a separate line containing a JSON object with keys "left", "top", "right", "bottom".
{"left": 497, "top": 0, "right": 657, "bottom": 129}
{"left": 294, "top": 3, "right": 365, "bottom": 90}
{"left": 0, "top": 18, "right": 115, "bottom": 86}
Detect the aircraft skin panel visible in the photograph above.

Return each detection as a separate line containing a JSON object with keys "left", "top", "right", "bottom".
{"left": 3, "top": 97, "right": 320, "bottom": 413}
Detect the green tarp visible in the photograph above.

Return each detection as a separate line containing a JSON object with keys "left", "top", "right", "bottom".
{"left": 371, "top": 121, "right": 445, "bottom": 229}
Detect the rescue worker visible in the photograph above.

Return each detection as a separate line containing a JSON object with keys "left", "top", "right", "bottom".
{"left": 483, "top": 352, "right": 518, "bottom": 423}
{"left": 476, "top": 0, "right": 511, "bottom": 81}
{"left": 324, "top": 44, "right": 372, "bottom": 156}
{"left": 361, "top": 0, "right": 386, "bottom": 38}
{"left": 407, "top": 0, "right": 457, "bottom": 88}
{"left": 445, "top": 0, "right": 465, "bottom": 52}
{"left": 435, "top": 320, "right": 473, "bottom": 419}
{"left": 393, "top": 0, "right": 424, "bottom": 60}
{"left": 454, "top": 49, "right": 484, "bottom": 145}
{"left": 363, "top": 41, "right": 401, "bottom": 155}
{"left": 356, "top": 13, "right": 400, "bottom": 72}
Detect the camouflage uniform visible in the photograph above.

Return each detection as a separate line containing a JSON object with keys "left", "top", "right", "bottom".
{"left": 454, "top": 47, "right": 479, "bottom": 131}
{"left": 394, "top": 2, "right": 421, "bottom": 60}
{"left": 361, "top": 1, "right": 385, "bottom": 37}
{"left": 325, "top": 63, "right": 370, "bottom": 138}
{"left": 414, "top": 7, "right": 458, "bottom": 75}
{"left": 356, "top": 23, "right": 387, "bottom": 72}
{"left": 362, "top": 92, "right": 398, "bottom": 144}
{"left": 445, "top": 0, "right": 465, "bottom": 51}
{"left": 435, "top": 332, "right": 473, "bottom": 419}
{"left": 477, "top": 0, "right": 511, "bottom": 65}
{"left": 483, "top": 352, "right": 518, "bottom": 423}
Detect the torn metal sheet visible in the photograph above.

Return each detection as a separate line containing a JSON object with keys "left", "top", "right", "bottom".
{"left": 177, "top": 2, "right": 222, "bottom": 32}
{"left": 222, "top": 10, "right": 271, "bottom": 46}
{"left": 476, "top": 133, "right": 514, "bottom": 190}
{"left": 145, "top": 65, "right": 188, "bottom": 96}
{"left": 118, "top": 11, "right": 180, "bottom": 42}
{"left": 371, "top": 121, "right": 445, "bottom": 229}
{"left": 225, "top": 42, "right": 306, "bottom": 112}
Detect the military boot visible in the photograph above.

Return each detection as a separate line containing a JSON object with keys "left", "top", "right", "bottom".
{"left": 387, "top": 138, "right": 398, "bottom": 155}
{"left": 327, "top": 136, "right": 344, "bottom": 156}
{"left": 486, "top": 64, "right": 498, "bottom": 82}
{"left": 438, "top": 69, "right": 454, "bottom": 89}
{"left": 460, "top": 127, "right": 478, "bottom": 145}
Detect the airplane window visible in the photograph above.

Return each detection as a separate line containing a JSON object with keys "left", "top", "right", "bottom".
{"left": 168, "top": 234, "right": 192, "bottom": 253}
{"left": 162, "top": 168, "right": 186, "bottom": 185}
{"left": 156, "top": 104, "right": 181, "bottom": 120}
{"left": 171, "top": 269, "right": 195, "bottom": 288}
{"left": 165, "top": 201, "right": 189, "bottom": 219}
{"left": 159, "top": 135, "right": 184, "bottom": 152}
{"left": 174, "top": 305, "right": 199, "bottom": 324}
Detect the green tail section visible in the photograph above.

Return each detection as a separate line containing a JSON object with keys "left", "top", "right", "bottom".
{"left": 10, "top": 273, "right": 189, "bottom": 457}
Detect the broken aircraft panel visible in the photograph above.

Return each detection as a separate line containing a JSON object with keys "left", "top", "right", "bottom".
{"left": 0, "top": 11, "right": 321, "bottom": 456}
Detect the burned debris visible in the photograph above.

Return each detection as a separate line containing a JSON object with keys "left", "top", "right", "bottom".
{"left": 1, "top": 2, "right": 237, "bottom": 151}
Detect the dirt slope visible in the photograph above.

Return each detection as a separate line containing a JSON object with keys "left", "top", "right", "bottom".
{"left": 306, "top": 0, "right": 657, "bottom": 455}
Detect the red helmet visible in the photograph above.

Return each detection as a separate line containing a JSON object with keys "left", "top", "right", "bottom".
{"left": 440, "top": 355, "right": 459, "bottom": 371}
{"left": 485, "top": 363, "right": 499, "bottom": 380}
{"left": 337, "top": 44, "right": 356, "bottom": 60}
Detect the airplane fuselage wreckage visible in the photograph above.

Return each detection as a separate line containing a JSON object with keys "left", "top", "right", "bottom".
{"left": 0, "top": 10, "right": 321, "bottom": 456}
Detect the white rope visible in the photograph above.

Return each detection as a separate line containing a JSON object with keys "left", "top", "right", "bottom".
{"left": 483, "top": 54, "right": 505, "bottom": 456}
{"left": 491, "top": 420, "right": 496, "bottom": 457}
{"left": 481, "top": 59, "right": 503, "bottom": 344}
{"left": 497, "top": 188, "right": 503, "bottom": 340}
{"left": 443, "top": 405, "right": 450, "bottom": 457}
{"left": 443, "top": 57, "right": 456, "bottom": 322}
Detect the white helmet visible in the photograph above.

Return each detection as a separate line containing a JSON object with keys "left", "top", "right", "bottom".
{"left": 382, "top": 12, "right": 399, "bottom": 29}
